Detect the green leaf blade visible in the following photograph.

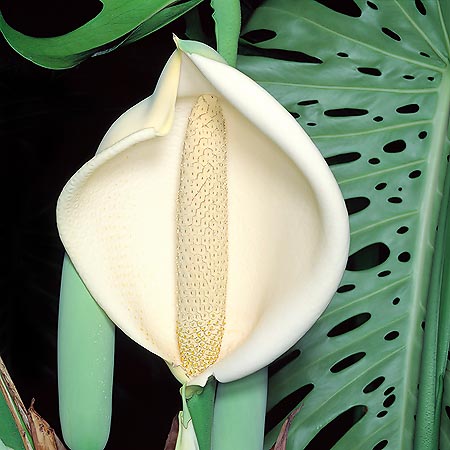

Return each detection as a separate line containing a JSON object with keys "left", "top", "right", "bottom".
{"left": 238, "top": 1, "right": 450, "bottom": 449}
{"left": 0, "top": 0, "right": 202, "bottom": 69}
{"left": 0, "top": 393, "right": 26, "bottom": 450}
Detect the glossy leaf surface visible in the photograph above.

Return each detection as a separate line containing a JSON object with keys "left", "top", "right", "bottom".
{"left": 237, "top": 1, "right": 450, "bottom": 449}
{"left": 0, "top": 0, "right": 202, "bottom": 69}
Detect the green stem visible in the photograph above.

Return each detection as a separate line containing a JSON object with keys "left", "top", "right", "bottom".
{"left": 414, "top": 143, "right": 450, "bottom": 449}
{"left": 211, "top": 0, "right": 241, "bottom": 67}
{"left": 58, "top": 255, "right": 115, "bottom": 450}
{"left": 186, "top": 378, "right": 217, "bottom": 450}
{"left": 211, "top": 368, "right": 268, "bottom": 450}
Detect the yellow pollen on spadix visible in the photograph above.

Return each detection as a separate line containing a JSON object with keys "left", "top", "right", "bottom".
{"left": 176, "top": 94, "right": 228, "bottom": 377}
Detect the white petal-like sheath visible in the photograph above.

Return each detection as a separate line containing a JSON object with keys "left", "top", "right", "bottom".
{"left": 57, "top": 40, "right": 349, "bottom": 386}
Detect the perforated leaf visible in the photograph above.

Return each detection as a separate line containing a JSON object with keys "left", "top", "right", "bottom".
{"left": 0, "top": 0, "right": 202, "bottom": 69}
{"left": 237, "top": 1, "right": 450, "bottom": 449}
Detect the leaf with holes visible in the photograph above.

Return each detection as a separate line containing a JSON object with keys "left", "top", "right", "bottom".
{"left": 238, "top": 1, "right": 450, "bottom": 449}
{"left": 0, "top": 0, "right": 202, "bottom": 69}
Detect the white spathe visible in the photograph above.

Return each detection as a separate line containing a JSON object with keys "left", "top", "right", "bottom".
{"left": 56, "top": 38, "right": 349, "bottom": 386}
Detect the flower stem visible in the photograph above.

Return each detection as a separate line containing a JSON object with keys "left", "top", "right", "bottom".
{"left": 58, "top": 255, "right": 114, "bottom": 450}
{"left": 186, "top": 379, "right": 217, "bottom": 450}
{"left": 210, "top": 0, "right": 241, "bottom": 67}
{"left": 212, "top": 368, "right": 268, "bottom": 450}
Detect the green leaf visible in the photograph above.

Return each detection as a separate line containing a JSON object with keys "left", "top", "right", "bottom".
{"left": 0, "top": 0, "right": 203, "bottom": 69}
{"left": 0, "top": 390, "right": 26, "bottom": 450}
{"left": 0, "top": 358, "right": 34, "bottom": 450}
{"left": 237, "top": 1, "right": 450, "bottom": 449}
{"left": 211, "top": 0, "right": 241, "bottom": 66}
{"left": 435, "top": 169, "right": 450, "bottom": 450}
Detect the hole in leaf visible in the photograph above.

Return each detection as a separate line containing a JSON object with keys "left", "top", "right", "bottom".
{"left": 367, "top": 1, "right": 378, "bottom": 9}
{"left": 377, "top": 410, "right": 388, "bottom": 418}
{"left": 324, "top": 108, "right": 368, "bottom": 117}
{"left": 384, "top": 387, "right": 395, "bottom": 396}
{"left": 243, "top": 46, "right": 323, "bottom": 63}
{"left": 304, "top": 405, "right": 367, "bottom": 450}
{"left": 418, "top": 131, "right": 428, "bottom": 139}
{"left": 421, "top": 321, "right": 425, "bottom": 330}
{"left": 403, "top": 75, "right": 415, "bottom": 80}
{"left": 298, "top": 99, "right": 319, "bottom": 106}
{"left": 420, "top": 51, "right": 430, "bottom": 58}
{"left": 415, "top": 0, "right": 427, "bottom": 14}
{"left": 388, "top": 197, "right": 402, "bottom": 204}
{"left": 326, "top": 152, "right": 361, "bottom": 165}
{"left": 378, "top": 270, "right": 391, "bottom": 277}
{"left": 428, "top": 76, "right": 435, "bottom": 81}
{"left": 241, "top": 29, "right": 277, "bottom": 44}
{"left": 382, "top": 27, "right": 401, "bottom": 41}
{"left": 347, "top": 243, "right": 390, "bottom": 271}
{"left": 313, "top": 0, "right": 362, "bottom": 17}
{"left": 265, "top": 383, "right": 314, "bottom": 433}
{"left": 369, "top": 158, "right": 381, "bottom": 164}
{"left": 268, "top": 349, "right": 301, "bottom": 377}
{"left": 375, "top": 182, "right": 387, "bottom": 190}
{"left": 397, "top": 226, "right": 409, "bottom": 234}
{"left": 383, "top": 394, "right": 396, "bottom": 407}
{"left": 383, "top": 139, "right": 406, "bottom": 153}
{"left": 337, "top": 284, "right": 356, "bottom": 293}
{"left": 330, "top": 352, "right": 366, "bottom": 373}
{"left": 409, "top": 170, "right": 422, "bottom": 178}
{"left": 327, "top": 313, "right": 371, "bottom": 337}
{"left": 373, "top": 116, "right": 384, "bottom": 122}
{"left": 396, "top": 104, "right": 420, "bottom": 114}
{"left": 384, "top": 331, "right": 399, "bottom": 341}
{"left": 363, "top": 376, "right": 385, "bottom": 393}
{"left": 307, "top": 122, "right": 317, "bottom": 126}
{"left": 446, "top": 406, "right": 450, "bottom": 420}
{"left": 392, "top": 297, "right": 400, "bottom": 305}
{"left": 337, "top": 52, "right": 349, "bottom": 57}
{"left": 373, "top": 440, "right": 389, "bottom": 450}
{"left": 398, "top": 252, "right": 411, "bottom": 262}
{"left": 290, "top": 112, "right": 300, "bottom": 118}
{"left": 358, "top": 67, "right": 382, "bottom": 76}
{"left": 345, "top": 197, "right": 370, "bottom": 214}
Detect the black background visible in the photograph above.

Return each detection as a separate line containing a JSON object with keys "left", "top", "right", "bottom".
{"left": 0, "top": 1, "right": 191, "bottom": 448}
{"left": 0, "top": 1, "right": 354, "bottom": 448}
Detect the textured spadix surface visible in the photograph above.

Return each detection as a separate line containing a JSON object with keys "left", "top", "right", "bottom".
{"left": 56, "top": 39, "right": 349, "bottom": 385}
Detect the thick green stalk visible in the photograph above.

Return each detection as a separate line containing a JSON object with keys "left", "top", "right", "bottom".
{"left": 211, "top": 0, "right": 241, "bottom": 67}
{"left": 211, "top": 368, "right": 267, "bottom": 450}
{"left": 58, "top": 255, "right": 115, "bottom": 450}
{"left": 414, "top": 141, "right": 450, "bottom": 449}
{"left": 186, "top": 378, "right": 217, "bottom": 450}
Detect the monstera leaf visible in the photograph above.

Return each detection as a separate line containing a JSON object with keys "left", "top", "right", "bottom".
{"left": 0, "top": 0, "right": 202, "bottom": 69}
{"left": 237, "top": 1, "right": 450, "bottom": 449}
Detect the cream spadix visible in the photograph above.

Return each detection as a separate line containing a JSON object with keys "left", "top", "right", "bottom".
{"left": 56, "top": 38, "right": 349, "bottom": 386}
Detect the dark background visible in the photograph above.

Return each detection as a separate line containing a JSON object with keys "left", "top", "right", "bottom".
{"left": 0, "top": 0, "right": 266, "bottom": 447}
{"left": 0, "top": 1, "right": 353, "bottom": 448}
{"left": 0, "top": 1, "right": 191, "bottom": 448}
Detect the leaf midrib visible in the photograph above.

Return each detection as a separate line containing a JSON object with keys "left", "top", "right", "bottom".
{"left": 401, "top": 63, "right": 450, "bottom": 449}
